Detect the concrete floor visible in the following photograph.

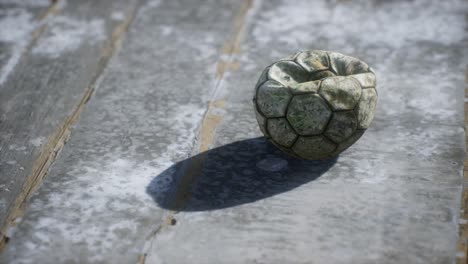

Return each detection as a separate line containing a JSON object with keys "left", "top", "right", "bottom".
{"left": 0, "top": 0, "right": 467, "bottom": 263}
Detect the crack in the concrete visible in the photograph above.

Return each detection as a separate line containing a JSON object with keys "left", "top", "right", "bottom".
{"left": 0, "top": 0, "right": 141, "bottom": 252}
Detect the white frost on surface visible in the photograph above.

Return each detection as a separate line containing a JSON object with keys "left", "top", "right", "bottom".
{"left": 253, "top": 0, "right": 466, "bottom": 49}
{"left": 160, "top": 25, "right": 173, "bottom": 36}
{"left": 29, "top": 136, "right": 46, "bottom": 148}
{"left": 32, "top": 16, "right": 105, "bottom": 58}
{"left": 6, "top": 99, "right": 206, "bottom": 262}
{"left": 0, "top": 9, "right": 35, "bottom": 42}
{"left": 146, "top": 0, "right": 161, "bottom": 8}
{"left": 0, "top": 8, "right": 36, "bottom": 84}
{"left": 0, "top": 0, "right": 49, "bottom": 7}
{"left": 8, "top": 144, "right": 27, "bottom": 152}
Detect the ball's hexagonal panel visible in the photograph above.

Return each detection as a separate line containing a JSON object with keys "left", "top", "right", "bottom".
{"left": 309, "top": 70, "right": 335, "bottom": 81}
{"left": 329, "top": 52, "right": 369, "bottom": 76}
{"left": 295, "top": 50, "right": 329, "bottom": 72}
{"left": 267, "top": 118, "right": 298, "bottom": 147}
{"left": 292, "top": 136, "right": 337, "bottom": 160}
{"left": 256, "top": 80, "right": 291, "bottom": 117}
{"left": 287, "top": 94, "right": 332, "bottom": 135}
{"left": 324, "top": 111, "right": 357, "bottom": 143}
{"left": 268, "top": 60, "right": 309, "bottom": 87}
{"left": 351, "top": 72, "right": 376, "bottom": 88}
{"left": 289, "top": 80, "right": 320, "bottom": 95}
{"left": 355, "top": 88, "right": 378, "bottom": 129}
{"left": 319, "top": 76, "right": 362, "bottom": 111}
{"left": 254, "top": 105, "right": 268, "bottom": 136}
{"left": 255, "top": 67, "right": 270, "bottom": 88}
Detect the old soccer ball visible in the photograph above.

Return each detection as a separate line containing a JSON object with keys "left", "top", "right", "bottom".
{"left": 253, "top": 50, "right": 377, "bottom": 160}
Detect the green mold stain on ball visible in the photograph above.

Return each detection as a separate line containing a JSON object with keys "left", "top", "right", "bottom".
{"left": 253, "top": 50, "right": 377, "bottom": 160}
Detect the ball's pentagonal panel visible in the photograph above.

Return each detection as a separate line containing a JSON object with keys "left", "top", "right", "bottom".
{"left": 268, "top": 60, "right": 309, "bottom": 87}
{"left": 292, "top": 136, "right": 337, "bottom": 160}
{"left": 256, "top": 80, "right": 291, "bottom": 117}
{"left": 324, "top": 111, "right": 357, "bottom": 143}
{"left": 319, "top": 76, "right": 361, "bottom": 111}
{"left": 254, "top": 105, "right": 268, "bottom": 136}
{"left": 287, "top": 94, "right": 332, "bottom": 135}
{"left": 295, "top": 50, "right": 329, "bottom": 72}
{"left": 290, "top": 80, "right": 320, "bottom": 95}
{"left": 309, "top": 70, "right": 335, "bottom": 81}
{"left": 351, "top": 72, "right": 376, "bottom": 88}
{"left": 329, "top": 52, "right": 369, "bottom": 76}
{"left": 267, "top": 118, "right": 297, "bottom": 147}
{"left": 355, "top": 88, "right": 378, "bottom": 129}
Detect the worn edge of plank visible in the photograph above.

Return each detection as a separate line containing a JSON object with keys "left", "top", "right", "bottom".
{"left": 172, "top": 0, "right": 254, "bottom": 212}
{"left": 0, "top": 0, "right": 141, "bottom": 252}
{"left": 457, "top": 69, "right": 468, "bottom": 264}
{"left": 137, "top": 0, "right": 256, "bottom": 262}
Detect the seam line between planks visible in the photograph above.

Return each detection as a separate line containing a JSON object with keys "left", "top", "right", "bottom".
{"left": 138, "top": 0, "right": 259, "bottom": 262}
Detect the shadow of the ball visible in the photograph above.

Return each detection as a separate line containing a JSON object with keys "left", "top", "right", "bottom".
{"left": 147, "top": 137, "right": 337, "bottom": 212}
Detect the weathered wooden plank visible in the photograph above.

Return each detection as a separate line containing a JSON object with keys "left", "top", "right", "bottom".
{"left": 0, "top": 0, "right": 53, "bottom": 251}
{"left": 0, "top": 0, "right": 138, "bottom": 251}
{"left": 0, "top": 0, "right": 242, "bottom": 262}
{"left": 0, "top": 0, "right": 57, "bottom": 86}
{"left": 144, "top": 0, "right": 467, "bottom": 263}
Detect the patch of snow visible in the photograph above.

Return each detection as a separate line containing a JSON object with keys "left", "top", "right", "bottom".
{"left": 30, "top": 136, "right": 45, "bottom": 148}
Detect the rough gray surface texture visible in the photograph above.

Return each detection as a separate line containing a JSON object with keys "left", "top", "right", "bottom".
{"left": 0, "top": 0, "right": 135, "bottom": 243}
{"left": 147, "top": 0, "right": 466, "bottom": 263}
{"left": 1, "top": 0, "right": 239, "bottom": 263}
{"left": 0, "top": 0, "right": 467, "bottom": 263}
{"left": 0, "top": 0, "right": 47, "bottom": 233}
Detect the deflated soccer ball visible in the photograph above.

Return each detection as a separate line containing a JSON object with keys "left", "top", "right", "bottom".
{"left": 253, "top": 50, "right": 377, "bottom": 160}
